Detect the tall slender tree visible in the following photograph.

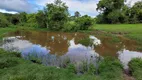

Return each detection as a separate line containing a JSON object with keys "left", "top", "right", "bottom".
{"left": 74, "top": 11, "right": 81, "bottom": 18}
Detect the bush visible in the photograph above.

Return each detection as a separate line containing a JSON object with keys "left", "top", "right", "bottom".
{"left": 63, "top": 21, "right": 79, "bottom": 31}
{"left": 63, "top": 15, "right": 94, "bottom": 31}
{"left": 0, "top": 13, "right": 9, "bottom": 27}
{"left": 75, "top": 15, "right": 94, "bottom": 30}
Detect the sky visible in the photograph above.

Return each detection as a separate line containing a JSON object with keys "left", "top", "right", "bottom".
{"left": 0, "top": 0, "right": 141, "bottom": 17}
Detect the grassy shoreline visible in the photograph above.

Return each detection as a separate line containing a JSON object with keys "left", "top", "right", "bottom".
{"left": 0, "top": 27, "right": 17, "bottom": 39}
{"left": 0, "top": 49, "right": 124, "bottom": 80}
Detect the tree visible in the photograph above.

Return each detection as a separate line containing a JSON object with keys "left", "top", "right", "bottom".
{"left": 19, "top": 12, "right": 27, "bottom": 23}
{"left": 121, "top": 5, "right": 131, "bottom": 23}
{"left": 96, "top": 0, "right": 125, "bottom": 23}
{"left": 36, "top": 10, "right": 47, "bottom": 28}
{"left": 74, "top": 11, "right": 81, "bottom": 18}
{"left": 97, "top": 0, "right": 125, "bottom": 12}
{"left": 96, "top": 14, "right": 105, "bottom": 24}
{"left": 45, "top": 0, "right": 69, "bottom": 30}
{"left": 10, "top": 14, "right": 20, "bottom": 25}
{"left": 0, "top": 13, "right": 9, "bottom": 27}
{"left": 26, "top": 13, "right": 37, "bottom": 23}
{"left": 130, "top": 1, "right": 142, "bottom": 23}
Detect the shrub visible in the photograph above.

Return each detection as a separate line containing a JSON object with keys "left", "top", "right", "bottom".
{"left": 63, "top": 15, "right": 94, "bottom": 31}
{"left": 75, "top": 15, "right": 94, "bottom": 30}
{"left": 63, "top": 21, "right": 79, "bottom": 31}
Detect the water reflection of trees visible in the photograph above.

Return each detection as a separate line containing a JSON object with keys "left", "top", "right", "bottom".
{"left": 14, "top": 31, "right": 89, "bottom": 55}
{"left": 94, "top": 36, "right": 139, "bottom": 56}
{"left": 2, "top": 30, "right": 140, "bottom": 57}
{"left": 23, "top": 49, "right": 102, "bottom": 74}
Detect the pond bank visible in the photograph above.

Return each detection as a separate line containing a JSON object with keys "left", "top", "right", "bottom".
{"left": 0, "top": 49, "right": 124, "bottom": 80}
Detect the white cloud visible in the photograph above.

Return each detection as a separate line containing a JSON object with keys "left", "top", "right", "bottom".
{"left": 0, "top": 9, "right": 17, "bottom": 14}
{"left": 126, "top": 0, "right": 142, "bottom": 6}
{"left": 35, "top": 0, "right": 141, "bottom": 17}
{"left": 65, "top": 0, "right": 99, "bottom": 16}
{"left": 0, "top": 0, "right": 37, "bottom": 13}
{"left": 0, "top": 0, "right": 141, "bottom": 16}
{"left": 36, "top": 0, "right": 99, "bottom": 16}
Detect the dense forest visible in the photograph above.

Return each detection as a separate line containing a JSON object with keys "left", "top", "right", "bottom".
{"left": 0, "top": 0, "right": 142, "bottom": 31}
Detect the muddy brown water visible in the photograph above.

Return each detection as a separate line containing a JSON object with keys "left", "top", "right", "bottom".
{"left": 0, "top": 30, "right": 142, "bottom": 69}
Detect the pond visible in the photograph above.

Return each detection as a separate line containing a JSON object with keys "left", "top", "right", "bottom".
{"left": 0, "top": 30, "right": 142, "bottom": 69}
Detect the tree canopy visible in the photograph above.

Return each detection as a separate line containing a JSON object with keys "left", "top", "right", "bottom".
{"left": 96, "top": 0, "right": 142, "bottom": 24}
{"left": 96, "top": 0, "right": 125, "bottom": 24}
{"left": 0, "top": 13, "right": 9, "bottom": 27}
{"left": 45, "top": 0, "right": 69, "bottom": 30}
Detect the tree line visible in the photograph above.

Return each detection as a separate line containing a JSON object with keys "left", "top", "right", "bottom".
{"left": 96, "top": 0, "right": 142, "bottom": 24}
{"left": 0, "top": 0, "right": 142, "bottom": 30}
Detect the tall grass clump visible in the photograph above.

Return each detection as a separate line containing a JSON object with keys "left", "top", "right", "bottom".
{"left": 77, "top": 38, "right": 93, "bottom": 46}
{"left": 0, "top": 49, "right": 22, "bottom": 69}
{"left": 25, "top": 52, "right": 42, "bottom": 64}
{"left": 129, "top": 58, "right": 142, "bottom": 80}
{"left": 98, "top": 57, "right": 123, "bottom": 80}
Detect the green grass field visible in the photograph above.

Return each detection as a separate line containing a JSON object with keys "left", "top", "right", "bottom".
{"left": 94, "top": 24, "right": 142, "bottom": 45}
